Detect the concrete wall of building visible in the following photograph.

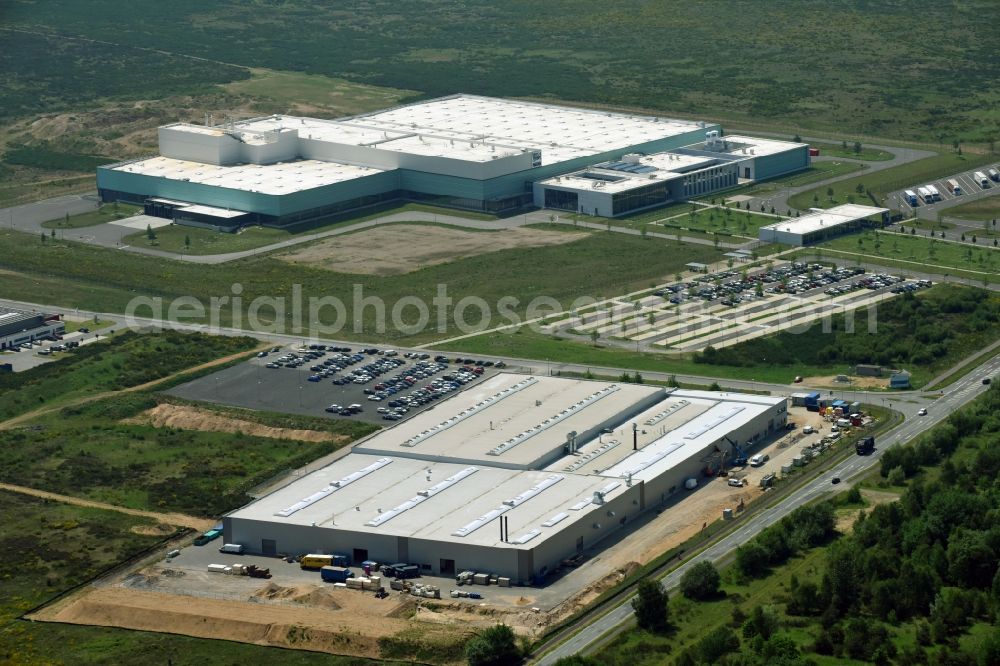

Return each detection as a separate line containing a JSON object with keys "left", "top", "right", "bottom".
{"left": 529, "top": 483, "right": 643, "bottom": 579}
{"left": 298, "top": 137, "right": 536, "bottom": 180}
{"left": 752, "top": 147, "right": 811, "bottom": 181}
{"left": 239, "top": 129, "right": 301, "bottom": 165}
{"left": 159, "top": 126, "right": 242, "bottom": 166}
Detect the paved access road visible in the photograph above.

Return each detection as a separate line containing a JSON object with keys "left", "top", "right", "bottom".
{"left": 533, "top": 354, "right": 1000, "bottom": 665}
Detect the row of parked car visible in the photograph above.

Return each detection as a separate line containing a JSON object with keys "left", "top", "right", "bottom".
{"left": 376, "top": 366, "right": 486, "bottom": 421}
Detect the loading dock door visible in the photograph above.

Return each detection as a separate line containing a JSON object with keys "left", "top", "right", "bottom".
{"left": 353, "top": 548, "right": 368, "bottom": 564}
{"left": 261, "top": 539, "right": 277, "bottom": 556}
{"left": 440, "top": 559, "right": 455, "bottom": 576}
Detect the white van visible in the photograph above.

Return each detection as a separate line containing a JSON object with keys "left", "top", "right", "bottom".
{"left": 219, "top": 543, "right": 244, "bottom": 555}
{"left": 836, "top": 418, "right": 851, "bottom": 428}
{"left": 749, "top": 453, "right": 769, "bottom": 467}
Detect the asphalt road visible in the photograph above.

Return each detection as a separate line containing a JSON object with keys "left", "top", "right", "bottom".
{"left": 737, "top": 137, "right": 936, "bottom": 214}
{"left": 533, "top": 354, "right": 1000, "bottom": 665}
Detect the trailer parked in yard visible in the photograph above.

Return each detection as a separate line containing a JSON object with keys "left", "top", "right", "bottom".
{"left": 917, "top": 186, "right": 934, "bottom": 204}
{"left": 193, "top": 529, "right": 222, "bottom": 546}
{"left": 989, "top": 168, "right": 1000, "bottom": 182}
{"left": 301, "top": 554, "right": 334, "bottom": 570}
{"left": 903, "top": 189, "right": 918, "bottom": 206}
{"left": 321, "top": 566, "right": 354, "bottom": 582}
{"left": 947, "top": 179, "right": 962, "bottom": 195}
{"left": 974, "top": 172, "right": 990, "bottom": 188}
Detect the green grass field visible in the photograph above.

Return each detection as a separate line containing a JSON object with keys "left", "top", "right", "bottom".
{"left": 0, "top": 330, "right": 257, "bottom": 421}
{"left": 742, "top": 161, "right": 867, "bottom": 197}
{"left": 41, "top": 203, "right": 141, "bottom": 229}
{"left": 662, "top": 208, "right": 781, "bottom": 237}
{"left": 0, "top": 393, "right": 370, "bottom": 515}
{"left": 0, "top": 227, "right": 722, "bottom": 344}
{"left": 129, "top": 224, "right": 290, "bottom": 254}
{"left": 944, "top": 195, "right": 1000, "bottom": 223}
{"left": 789, "top": 152, "right": 997, "bottom": 211}
{"left": 819, "top": 230, "right": 999, "bottom": 282}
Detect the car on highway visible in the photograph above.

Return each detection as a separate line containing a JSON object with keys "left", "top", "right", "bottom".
{"left": 831, "top": 477, "right": 841, "bottom": 485}
{"left": 917, "top": 408, "right": 927, "bottom": 415}
{"left": 984, "top": 378, "right": 992, "bottom": 385}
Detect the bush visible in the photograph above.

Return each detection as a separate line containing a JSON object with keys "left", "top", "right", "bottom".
{"left": 632, "top": 578, "right": 669, "bottom": 632}
{"left": 679, "top": 561, "right": 721, "bottom": 601}
{"left": 465, "top": 624, "right": 522, "bottom": 666}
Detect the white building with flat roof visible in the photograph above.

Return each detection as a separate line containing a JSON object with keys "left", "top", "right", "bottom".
{"left": 99, "top": 94, "right": 721, "bottom": 226}
{"left": 224, "top": 375, "right": 787, "bottom": 583}
{"left": 758, "top": 203, "right": 890, "bottom": 246}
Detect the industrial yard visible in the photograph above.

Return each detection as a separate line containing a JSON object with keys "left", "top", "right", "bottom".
{"left": 29, "top": 376, "right": 870, "bottom": 661}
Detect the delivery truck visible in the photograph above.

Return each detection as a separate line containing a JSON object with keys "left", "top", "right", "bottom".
{"left": 300, "top": 554, "right": 334, "bottom": 570}
{"left": 320, "top": 566, "right": 354, "bottom": 582}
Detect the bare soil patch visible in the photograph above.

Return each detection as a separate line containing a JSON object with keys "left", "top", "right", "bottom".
{"left": 124, "top": 403, "right": 347, "bottom": 444}
{"left": 38, "top": 586, "right": 473, "bottom": 662}
{"left": 130, "top": 523, "right": 176, "bottom": 537}
{"left": 803, "top": 374, "right": 890, "bottom": 389}
{"left": 277, "top": 225, "right": 588, "bottom": 275}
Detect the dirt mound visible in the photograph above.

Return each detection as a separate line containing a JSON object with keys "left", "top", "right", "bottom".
{"left": 277, "top": 225, "right": 588, "bottom": 275}
{"left": 125, "top": 403, "right": 346, "bottom": 443}
{"left": 253, "top": 583, "right": 341, "bottom": 610}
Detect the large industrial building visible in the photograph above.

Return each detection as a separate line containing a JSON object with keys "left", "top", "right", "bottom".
{"left": 224, "top": 374, "right": 787, "bottom": 583}
{"left": 0, "top": 307, "right": 64, "bottom": 351}
{"left": 97, "top": 95, "right": 809, "bottom": 228}
{"left": 758, "top": 203, "right": 889, "bottom": 246}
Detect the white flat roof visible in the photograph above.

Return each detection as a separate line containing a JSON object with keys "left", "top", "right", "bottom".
{"left": 229, "top": 453, "right": 632, "bottom": 549}
{"left": 208, "top": 94, "right": 705, "bottom": 166}
{"left": 179, "top": 204, "right": 248, "bottom": 218}
{"left": 355, "top": 374, "right": 663, "bottom": 468}
{"left": 760, "top": 203, "right": 887, "bottom": 236}
{"left": 597, "top": 390, "right": 787, "bottom": 482}
{"left": 716, "top": 135, "right": 809, "bottom": 158}
{"left": 231, "top": 379, "right": 785, "bottom": 552}
{"left": 110, "top": 156, "right": 386, "bottom": 195}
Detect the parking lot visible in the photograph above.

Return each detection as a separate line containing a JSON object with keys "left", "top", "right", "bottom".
{"left": 545, "top": 260, "right": 929, "bottom": 352}
{"left": 889, "top": 163, "right": 1000, "bottom": 221}
{"left": 167, "top": 343, "right": 508, "bottom": 424}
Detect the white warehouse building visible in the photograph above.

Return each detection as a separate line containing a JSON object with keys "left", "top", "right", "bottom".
{"left": 224, "top": 375, "right": 787, "bottom": 584}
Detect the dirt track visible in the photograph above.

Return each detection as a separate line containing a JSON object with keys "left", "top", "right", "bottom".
{"left": 277, "top": 224, "right": 588, "bottom": 275}
{"left": 0, "top": 483, "right": 213, "bottom": 531}
{"left": 125, "top": 403, "right": 348, "bottom": 443}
